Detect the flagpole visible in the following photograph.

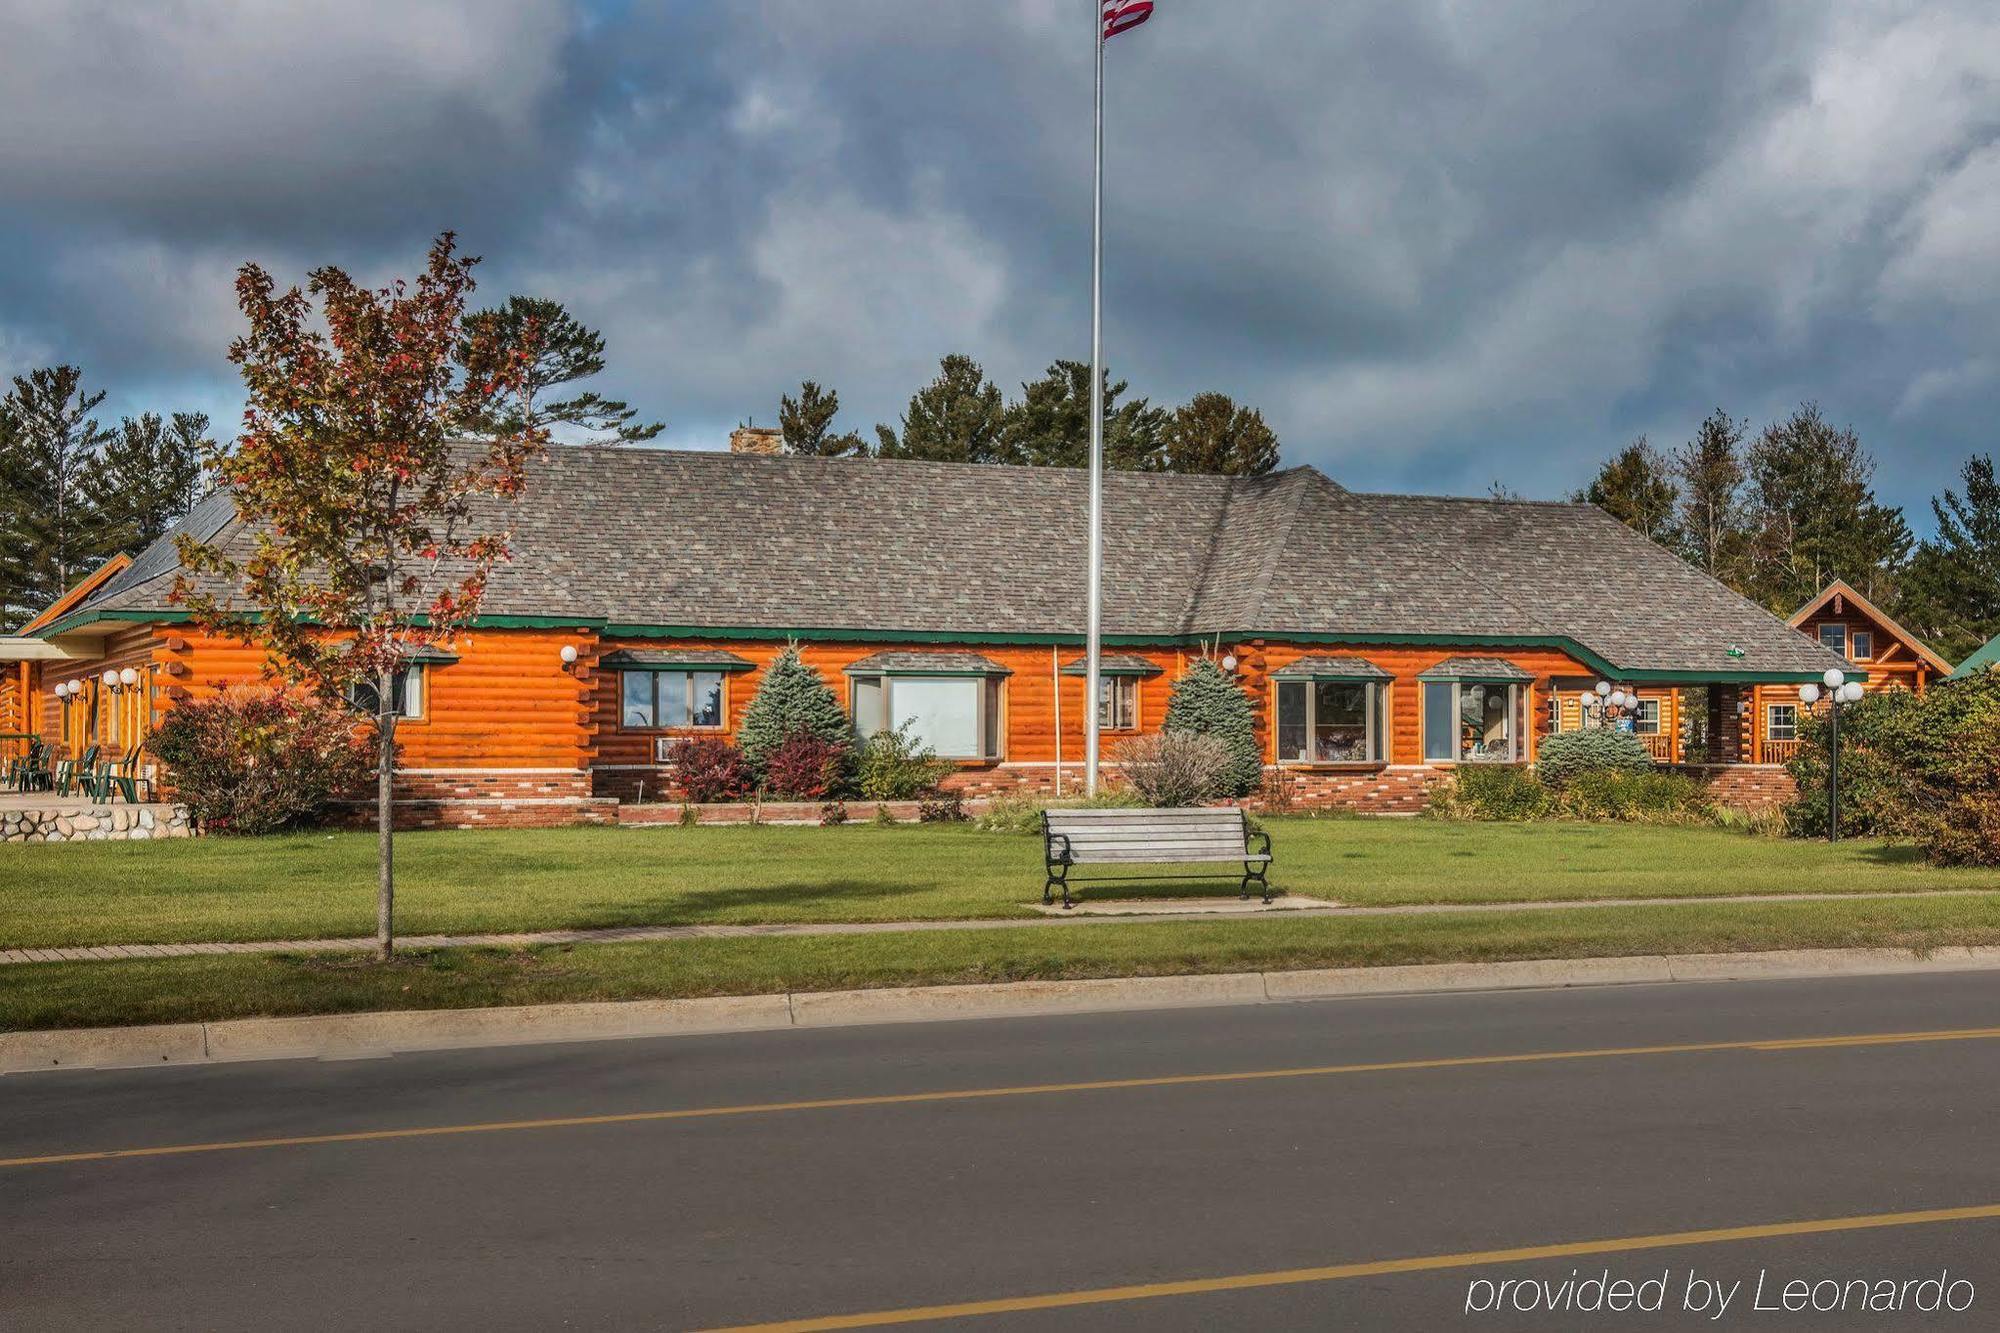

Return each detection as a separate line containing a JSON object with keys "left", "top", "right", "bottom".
{"left": 1084, "top": 0, "right": 1106, "bottom": 797}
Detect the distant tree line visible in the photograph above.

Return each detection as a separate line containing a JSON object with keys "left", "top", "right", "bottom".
{"left": 773, "top": 354, "right": 1281, "bottom": 478}
{"left": 1574, "top": 404, "right": 2000, "bottom": 664}
{"left": 0, "top": 366, "right": 214, "bottom": 629}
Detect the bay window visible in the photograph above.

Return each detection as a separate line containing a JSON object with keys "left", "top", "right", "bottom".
{"left": 1275, "top": 678, "right": 1384, "bottom": 763}
{"left": 849, "top": 657, "right": 1006, "bottom": 760}
{"left": 1422, "top": 680, "right": 1524, "bottom": 762}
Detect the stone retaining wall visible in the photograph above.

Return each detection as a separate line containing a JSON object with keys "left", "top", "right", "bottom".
{"left": 3, "top": 803, "right": 193, "bottom": 843}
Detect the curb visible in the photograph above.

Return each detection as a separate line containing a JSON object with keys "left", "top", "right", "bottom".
{"left": 6, "top": 945, "right": 2000, "bottom": 1075}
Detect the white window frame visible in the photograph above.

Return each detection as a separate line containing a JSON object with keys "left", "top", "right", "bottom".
{"left": 1849, "top": 628, "right": 1873, "bottom": 661}
{"left": 1632, "top": 698, "right": 1661, "bottom": 735}
{"left": 621, "top": 669, "right": 726, "bottom": 732}
{"left": 348, "top": 664, "right": 427, "bottom": 721}
{"left": 1274, "top": 678, "right": 1385, "bottom": 764}
{"left": 1767, "top": 703, "right": 1798, "bottom": 742}
{"left": 1098, "top": 675, "right": 1138, "bottom": 732}
{"left": 1423, "top": 680, "right": 1523, "bottom": 763}
{"left": 850, "top": 673, "right": 1004, "bottom": 761}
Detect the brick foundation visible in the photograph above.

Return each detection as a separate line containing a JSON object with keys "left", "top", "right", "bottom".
{"left": 1670, "top": 763, "right": 1798, "bottom": 814}
{"left": 1253, "top": 766, "right": 1447, "bottom": 814}
{"left": 337, "top": 769, "right": 618, "bottom": 831}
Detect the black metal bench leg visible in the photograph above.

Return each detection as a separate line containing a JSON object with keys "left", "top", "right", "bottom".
{"left": 1045, "top": 863, "right": 1072, "bottom": 909}
{"left": 1243, "top": 864, "right": 1271, "bottom": 905}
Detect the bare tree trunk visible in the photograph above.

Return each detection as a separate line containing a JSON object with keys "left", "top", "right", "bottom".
{"left": 377, "top": 669, "right": 396, "bottom": 960}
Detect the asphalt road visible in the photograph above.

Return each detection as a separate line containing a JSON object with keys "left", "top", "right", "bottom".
{"left": 5, "top": 972, "right": 2000, "bottom": 1330}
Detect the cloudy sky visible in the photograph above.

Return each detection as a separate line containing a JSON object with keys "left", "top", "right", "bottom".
{"left": 3, "top": 1, "right": 1997, "bottom": 525}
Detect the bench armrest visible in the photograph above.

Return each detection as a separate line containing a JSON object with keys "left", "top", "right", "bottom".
{"left": 1045, "top": 831, "right": 1073, "bottom": 865}
{"left": 1246, "top": 827, "right": 1272, "bottom": 860}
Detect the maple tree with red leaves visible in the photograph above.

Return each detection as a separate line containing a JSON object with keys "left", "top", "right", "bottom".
{"left": 175, "top": 232, "right": 545, "bottom": 958}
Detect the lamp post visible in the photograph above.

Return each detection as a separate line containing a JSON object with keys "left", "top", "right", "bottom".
{"left": 1582, "top": 680, "right": 1641, "bottom": 729}
{"left": 1799, "top": 668, "right": 1864, "bottom": 843}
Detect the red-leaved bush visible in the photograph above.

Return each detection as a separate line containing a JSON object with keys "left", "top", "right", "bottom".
{"left": 666, "top": 736, "right": 754, "bottom": 803}
{"left": 762, "top": 732, "right": 851, "bottom": 800}
{"left": 146, "top": 684, "right": 377, "bottom": 835}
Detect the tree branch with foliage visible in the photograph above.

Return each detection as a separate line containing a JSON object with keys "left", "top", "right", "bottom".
{"left": 459, "top": 295, "right": 661, "bottom": 444}
{"left": 779, "top": 380, "right": 868, "bottom": 457}
{"left": 175, "top": 233, "right": 545, "bottom": 958}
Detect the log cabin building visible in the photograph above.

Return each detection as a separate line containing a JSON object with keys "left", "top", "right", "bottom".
{"left": 3, "top": 431, "right": 1867, "bottom": 825}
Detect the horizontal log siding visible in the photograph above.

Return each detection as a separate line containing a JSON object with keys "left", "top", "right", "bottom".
{"left": 165, "top": 626, "right": 593, "bottom": 770}
{"left": 587, "top": 639, "right": 1190, "bottom": 768}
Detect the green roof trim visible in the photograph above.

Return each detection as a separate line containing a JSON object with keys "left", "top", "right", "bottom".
{"left": 33, "top": 611, "right": 1847, "bottom": 685}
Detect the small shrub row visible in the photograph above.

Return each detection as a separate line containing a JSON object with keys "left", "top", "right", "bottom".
{"left": 1429, "top": 764, "right": 1713, "bottom": 824}
{"left": 146, "top": 684, "right": 377, "bottom": 835}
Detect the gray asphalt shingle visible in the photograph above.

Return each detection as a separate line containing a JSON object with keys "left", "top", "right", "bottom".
{"left": 65, "top": 445, "right": 1844, "bottom": 677}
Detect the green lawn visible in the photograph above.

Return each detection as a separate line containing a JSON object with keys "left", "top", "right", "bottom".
{"left": 6, "top": 818, "right": 2000, "bottom": 950}
{"left": 6, "top": 894, "right": 1999, "bottom": 1031}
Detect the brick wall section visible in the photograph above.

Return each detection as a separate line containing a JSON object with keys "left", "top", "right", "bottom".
{"left": 1672, "top": 763, "right": 1798, "bottom": 813}
{"left": 1255, "top": 766, "right": 1446, "bottom": 814}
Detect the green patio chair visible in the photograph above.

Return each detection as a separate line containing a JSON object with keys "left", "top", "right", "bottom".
{"left": 54, "top": 744, "right": 100, "bottom": 799}
{"left": 16, "top": 738, "right": 50, "bottom": 792}
{"left": 98, "top": 746, "right": 153, "bottom": 804}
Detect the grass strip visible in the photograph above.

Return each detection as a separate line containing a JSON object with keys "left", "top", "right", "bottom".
{"left": 9, "top": 820, "right": 2000, "bottom": 950}
{"left": 6, "top": 894, "right": 1999, "bottom": 1032}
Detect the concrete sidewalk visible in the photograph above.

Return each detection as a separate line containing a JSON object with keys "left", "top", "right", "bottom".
{"left": 3, "top": 886, "right": 1990, "bottom": 967}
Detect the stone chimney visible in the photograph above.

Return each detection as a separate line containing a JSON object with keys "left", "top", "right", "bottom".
{"left": 729, "top": 425, "right": 782, "bottom": 456}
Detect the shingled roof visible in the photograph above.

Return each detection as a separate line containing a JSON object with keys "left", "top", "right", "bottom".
{"left": 56, "top": 445, "right": 1845, "bottom": 680}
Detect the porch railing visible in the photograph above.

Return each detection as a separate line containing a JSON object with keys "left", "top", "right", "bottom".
{"left": 1638, "top": 734, "right": 1676, "bottom": 763}
{"left": 1762, "top": 739, "right": 1802, "bottom": 766}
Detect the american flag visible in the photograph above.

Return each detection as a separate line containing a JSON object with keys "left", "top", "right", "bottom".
{"left": 1102, "top": 0, "right": 1154, "bottom": 39}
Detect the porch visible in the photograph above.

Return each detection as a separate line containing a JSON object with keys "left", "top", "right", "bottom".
{"left": 1547, "top": 680, "right": 1809, "bottom": 769}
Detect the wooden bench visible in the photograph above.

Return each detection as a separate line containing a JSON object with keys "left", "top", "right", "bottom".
{"left": 1041, "top": 806, "right": 1273, "bottom": 909}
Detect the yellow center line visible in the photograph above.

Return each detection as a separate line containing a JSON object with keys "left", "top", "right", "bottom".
{"left": 5, "top": 1023, "right": 1998, "bottom": 1171}
{"left": 700, "top": 1202, "right": 2000, "bottom": 1331}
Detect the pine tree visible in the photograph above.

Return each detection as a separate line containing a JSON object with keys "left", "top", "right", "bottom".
{"left": 1673, "top": 409, "right": 1750, "bottom": 583}
{"left": 0, "top": 366, "right": 114, "bottom": 624}
{"left": 779, "top": 381, "right": 867, "bottom": 457}
{"left": 84, "top": 411, "right": 211, "bottom": 554}
{"left": 1157, "top": 392, "right": 1280, "bottom": 476}
{"left": 1161, "top": 657, "right": 1262, "bottom": 797}
{"left": 1898, "top": 454, "right": 2000, "bottom": 663}
{"left": 875, "top": 354, "right": 1005, "bottom": 463}
{"left": 1575, "top": 437, "right": 1680, "bottom": 546}
{"left": 1742, "top": 404, "right": 1910, "bottom": 611}
{"left": 458, "top": 295, "right": 663, "bottom": 444}
{"left": 999, "top": 360, "right": 1165, "bottom": 470}
{"left": 736, "top": 643, "right": 853, "bottom": 773}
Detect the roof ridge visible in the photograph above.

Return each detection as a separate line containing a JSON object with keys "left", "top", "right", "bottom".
{"left": 1245, "top": 469, "right": 1320, "bottom": 619}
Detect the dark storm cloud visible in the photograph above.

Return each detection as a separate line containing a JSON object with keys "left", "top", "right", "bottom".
{"left": 2, "top": 1, "right": 1996, "bottom": 523}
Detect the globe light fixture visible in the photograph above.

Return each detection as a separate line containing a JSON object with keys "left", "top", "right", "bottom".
{"left": 54, "top": 681, "right": 68, "bottom": 698}
{"left": 101, "top": 669, "right": 119, "bottom": 687}
{"left": 1595, "top": 680, "right": 1612, "bottom": 696}
{"left": 1841, "top": 681, "right": 1864, "bottom": 704}
{"left": 558, "top": 644, "right": 579, "bottom": 666}
{"left": 1823, "top": 667, "right": 1845, "bottom": 689}
{"left": 1799, "top": 682, "right": 1821, "bottom": 704}
{"left": 119, "top": 667, "right": 138, "bottom": 687}
{"left": 1220, "top": 654, "right": 1239, "bottom": 673}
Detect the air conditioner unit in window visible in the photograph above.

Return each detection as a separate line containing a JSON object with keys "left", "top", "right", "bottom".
{"left": 654, "top": 735, "right": 675, "bottom": 764}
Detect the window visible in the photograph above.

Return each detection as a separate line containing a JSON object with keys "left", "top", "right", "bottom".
{"left": 1767, "top": 704, "right": 1798, "bottom": 742}
{"left": 1632, "top": 698, "right": 1660, "bottom": 735}
{"left": 1275, "top": 679, "right": 1383, "bottom": 763}
{"left": 1850, "top": 629, "right": 1873, "bottom": 661}
{"left": 1423, "top": 681, "right": 1520, "bottom": 762}
{"left": 1099, "top": 676, "right": 1137, "bottom": 731}
{"left": 621, "top": 670, "right": 723, "bottom": 729}
{"left": 348, "top": 665, "right": 426, "bottom": 720}
{"left": 850, "top": 674, "right": 1003, "bottom": 760}
{"left": 1819, "top": 624, "right": 1846, "bottom": 654}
